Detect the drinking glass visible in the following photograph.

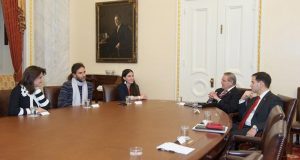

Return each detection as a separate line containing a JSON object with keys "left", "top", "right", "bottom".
{"left": 29, "top": 106, "right": 38, "bottom": 117}
{"left": 129, "top": 147, "right": 142, "bottom": 160}
{"left": 180, "top": 125, "right": 190, "bottom": 140}
{"left": 126, "top": 96, "right": 132, "bottom": 105}
{"left": 84, "top": 99, "right": 91, "bottom": 107}
{"left": 204, "top": 111, "right": 211, "bottom": 120}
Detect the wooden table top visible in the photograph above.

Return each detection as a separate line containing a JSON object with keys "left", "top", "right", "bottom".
{"left": 0, "top": 100, "right": 232, "bottom": 160}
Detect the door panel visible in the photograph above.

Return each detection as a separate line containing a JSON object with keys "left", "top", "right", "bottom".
{"left": 180, "top": 0, "right": 218, "bottom": 102}
{"left": 180, "top": 0, "right": 258, "bottom": 102}
{"left": 217, "top": 0, "right": 257, "bottom": 88}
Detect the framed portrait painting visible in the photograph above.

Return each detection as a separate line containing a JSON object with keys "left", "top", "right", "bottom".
{"left": 96, "top": 0, "right": 137, "bottom": 63}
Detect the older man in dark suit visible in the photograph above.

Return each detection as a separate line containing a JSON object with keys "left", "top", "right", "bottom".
{"left": 207, "top": 72, "right": 241, "bottom": 113}
{"left": 231, "top": 72, "right": 283, "bottom": 137}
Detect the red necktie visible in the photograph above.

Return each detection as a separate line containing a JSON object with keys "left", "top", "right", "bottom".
{"left": 218, "top": 90, "right": 228, "bottom": 98}
{"left": 238, "top": 96, "right": 261, "bottom": 129}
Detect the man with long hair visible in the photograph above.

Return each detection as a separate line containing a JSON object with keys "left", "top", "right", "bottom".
{"left": 58, "top": 63, "right": 93, "bottom": 107}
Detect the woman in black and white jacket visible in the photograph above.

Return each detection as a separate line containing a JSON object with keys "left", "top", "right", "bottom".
{"left": 8, "top": 66, "right": 50, "bottom": 116}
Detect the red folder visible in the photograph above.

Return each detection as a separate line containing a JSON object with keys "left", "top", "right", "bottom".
{"left": 206, "top": 123, "right": 224, "bottom": 130}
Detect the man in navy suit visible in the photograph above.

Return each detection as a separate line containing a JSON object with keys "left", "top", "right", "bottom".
{"left": 207, "top": 72, "right": 241, "bottom": 113}
{"left": 231, "top": 72, "right": 283, "bottom": 137}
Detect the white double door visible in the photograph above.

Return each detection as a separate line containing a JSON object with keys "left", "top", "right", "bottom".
{"left": 179, "top": 0, "right": 258, "bottom": 101}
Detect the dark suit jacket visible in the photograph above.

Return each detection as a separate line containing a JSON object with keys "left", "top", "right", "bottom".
{"left": 117, "top": 83, "right": 140, "bottom": 101}
{"left": 210, "top": 87, "right": 242, "bottom": 113}
{"left": 110, "top": 24, "right": 133, "bottom": 58}
{"left": 238, "top": 91, "right": 283, "bottom": 131}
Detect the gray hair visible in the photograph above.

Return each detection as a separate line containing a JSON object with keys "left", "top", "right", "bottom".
{"left": 224, "top": 72, "right": 236, "bottom": 85}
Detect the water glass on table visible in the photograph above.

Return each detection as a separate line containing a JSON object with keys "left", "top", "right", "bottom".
{"left": 204, "top": 111, "right": 211, "bottom": 121}
{"left": 84, "top": 99, "right": 91, "bottom": 107}
{"left": 129, "top": 146, "right": 142, "bottom": 160}
{"left": 29, "top": 106, "right": 38, "bottom": 117}
{"left": 180, "top": 125, "right": 190, "bottom": 140}
{"left": 126, "top": 96, "right": 133, "bottom": 105}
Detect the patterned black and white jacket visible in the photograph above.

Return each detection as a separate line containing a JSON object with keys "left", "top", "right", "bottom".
{"left": 8, "top": 84, "right": 50, "bottom": 116}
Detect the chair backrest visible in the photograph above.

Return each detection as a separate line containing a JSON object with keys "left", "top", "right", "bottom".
{"left": 278, "top": 94, "right": 297, "bottom": 132}
{"left": 102, "top": 84, "right": 119, "bottom": 102}
{"left": 260, "top": 105, "right": 285, "bottom": 145}
{"left": 86, "top": 74, "right": 122, "bottom": 102}
{"left": 262, "top": 119, "right": 287, "bottom": 160}
{"left": 0, "top": 75, "right": 15, "bottom": 90}
{"left": 43, "top": 86, "right": 62, "bottom": 108}
{"left": 236, "top": 88, "right": 251, "bottom": 98}
{"left": 0, "top": 89, "right": 12, "bottom": 117}
{"left": 296, "top": 87, "right": 300, "bottom": 121}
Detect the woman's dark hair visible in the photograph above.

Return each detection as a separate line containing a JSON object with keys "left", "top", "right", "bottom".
{"left": 67, "top": 63, "right": 85, "bottom": 80}
{"left": 121, "top": 69, "right": 133, "bottom": 82}
{"left": 20, "top": 66, "right": 46, "bottom": 94}
{"left": 121, "top": 69, "right": 140, "bottom": 96}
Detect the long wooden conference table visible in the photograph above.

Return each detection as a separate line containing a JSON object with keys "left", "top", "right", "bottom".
{"left": 0, "top": 100, "right": 232, "bottom": 160}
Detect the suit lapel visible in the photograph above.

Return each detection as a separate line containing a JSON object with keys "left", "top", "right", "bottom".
{"left": 217, "top": 89, "right": 224, "bottom": 97}
{"left": 218, "top": 86, "right": 235, "bottom": 98}
{"left": 253, "top": 91, "right": 272, "bottom": 115}
{"left": 226, "top": 86, "right": 236, "bottom": 97}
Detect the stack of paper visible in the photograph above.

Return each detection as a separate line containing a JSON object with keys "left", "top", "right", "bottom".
{"left": 157, "top": 142, "right": 194, "bottom": 155}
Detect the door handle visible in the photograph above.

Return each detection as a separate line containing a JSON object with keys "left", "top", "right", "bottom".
{"left": 210, "top": 78, "right": 214, "bottom": 88}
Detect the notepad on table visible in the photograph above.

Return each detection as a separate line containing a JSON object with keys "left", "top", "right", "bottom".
{"left": 39, "top": 111, "right": 50, "bottom": 116}
{"left": 157, "top": 142, "right": 195, "bottom": 155}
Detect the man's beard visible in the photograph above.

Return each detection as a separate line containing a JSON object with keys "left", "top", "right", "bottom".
{"left": 76, "top": 77, "right": 85, "bottom": 82}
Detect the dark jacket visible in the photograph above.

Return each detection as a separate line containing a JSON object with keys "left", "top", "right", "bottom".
{"left": 110, "top": 24, "right": 133, "bottom": 58}
{"left": 8, "top": 84, "right": 50, "bottom": 116}
{"left": 238, "top": 91, "right": 283, "bottom": 131}
{"left": 117, "top": 83, "right": 140, "bottom": 101}
{"left": 209, "top": 87, "right": 242, "bottom": 113}
{"left": 57, "top": 81, "right": 94, "bottom": 107}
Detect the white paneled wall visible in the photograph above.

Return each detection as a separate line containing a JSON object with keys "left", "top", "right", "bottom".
{"left": 34, "top": 0, "right": 70, "bottom": 85}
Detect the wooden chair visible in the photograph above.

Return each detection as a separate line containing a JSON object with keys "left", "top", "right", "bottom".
{"left": 290, "top": 87, "right": 300, "bottom": 146}
{"left": 226, "top": 119, "right": 287, "bottom": 160}
{"left": 278, "top": 95, "right": 297, "bottom": 134}
{"left": 0, "top": 75, "right": 15, "bottom": 90}
{"left": 86, "top": 74, "right": 122, "bottom": 102}
{"left": 102, "top": 84, "right": 119, "bottom": 102}
{"left": 0, "top": 89, "right": 12, "bottom": 117}
{"left": 43, "top": 86, "right": 62, "bottom": 109}
{"left": 277, "top": 94, "right": 297, "bottom": 154}
{"left": 226, "top": 105, "right": 285, "bottom": 151}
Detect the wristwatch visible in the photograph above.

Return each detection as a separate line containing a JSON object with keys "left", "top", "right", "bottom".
{"left": 252, "top": 125, "right": 258, "bottom": 132}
